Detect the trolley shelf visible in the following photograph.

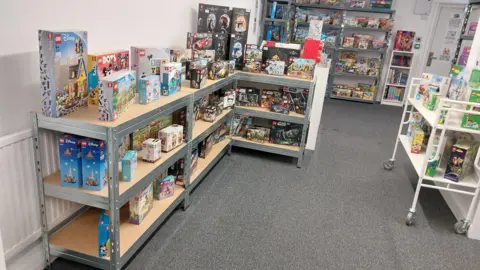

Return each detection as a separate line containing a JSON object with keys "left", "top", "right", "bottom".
{"left": 235, "top": 71, "right": 313, "bottom": 89}
{"left": 231, "top": 137, "right": 300, "bottom": 157}
{"left": 189, "top": 139, "right": 230, "bottom": 190}
{"left": 398, "top": 135, "right": 424, "bottom": 175}
{"left": 192, "top": 109, "right": 232, "bottom": 146}
{"left": 182, "top": 76, "right": 235, "bottom": 101}
{"left": 49, "top": 185, "right": 185, "bottom": 269}
{"left": 43, "top": 144, "right": 187, "bottom": 209}
{"left": 234, "top": 106, "right": 306, "bottom": 124}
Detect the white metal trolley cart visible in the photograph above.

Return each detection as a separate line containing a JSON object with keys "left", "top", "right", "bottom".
{"left": 384, "top": 77, "right": 480, "bottom": 234}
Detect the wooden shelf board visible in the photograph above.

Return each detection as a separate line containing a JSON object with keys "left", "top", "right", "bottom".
{"left": 235, "top": 106, "right": 306, "bottom": 120}
{"left": 236, "top": 71, "right": 313, "bottom": 83}
{"left": 181, "top": 76, "right": 233, "bottom": 95}
{"left": 43, "top": 144, "right": 187, "bottom": 198}
{"left": 232, "top": 136, "right": 300, "bottom": 151}
{"left": 49, "top": 185, "right": 185, "bottom": 258}
{"left": 192, "top": 109, "right": 232, "bottom": 140}
{"left": 190, "top": 139, "right": 230, "bottom": 185}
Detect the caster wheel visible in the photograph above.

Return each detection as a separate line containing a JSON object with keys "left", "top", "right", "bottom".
{"left": 454, "top": 220, "right": 469, "bottom": 234}
{"left": 406, "top": 212, "right": 415, "bottom": 226}
{"left": 383, "top": 160, "right": 395, "bottom": 171}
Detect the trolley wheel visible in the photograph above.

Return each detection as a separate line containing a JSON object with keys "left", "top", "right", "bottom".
{"left": 383, "top": 160, "right": 395, "bottom": 171}
{"left": 406, "top": 212, "right": 415, "bottom": 226}
{"left": 454, "top": 220, "right": 469, "bottom": 234}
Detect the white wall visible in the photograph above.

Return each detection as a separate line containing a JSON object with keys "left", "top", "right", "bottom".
{"left": 0, "top": 0, "right": 261, "bottom": 138}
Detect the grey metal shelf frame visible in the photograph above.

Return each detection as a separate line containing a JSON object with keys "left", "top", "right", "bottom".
{"left": 259, "top": 0, "right": 296, "bottom": 44}
{"left": 452, "top": 2, "right": 479, "bottom": 65}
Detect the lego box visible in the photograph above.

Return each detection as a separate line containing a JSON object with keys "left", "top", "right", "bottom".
{"left": 245, "top": 44, "right": 262, "bottom": 61}
{"left": 87, "top": 50, "right": 129, "bottom": 105}
{"left": 264, "top": 60, "right": 285, "bottom": 76}
{"left": 154, "top": 175, "right": 175, "bottom": 200}
{"left": 187, "top": 32, "right": 214, "bottom": 51}
{"left": 129, "top": 183, "right": 154, "bottom": 225}
{"left": 81, "top": 139, "right": 108, "bottom": 191}
{"left": 284, "top": 87, "right": 309, "bottom": 115}
{"left": 98, "top": 210, "right": 110, "bottom": 258}
{"left": 159, "top": 125, "right": 184, "bottom": 152}
{"left": 445, "top": 141, "right": 479, "bottom": 182}
{"left": 261, "top": 46, "right": 301, "bottom": 73}
{"left": 130, "top": 47, "right": 169, "bottom": 88}
{"left": 229, "top": 34, "right": 247, "bottom": 69}
{"left": 190, "top": 65, "right": 208, "bottom": 89}
{"left": 213, "top": 32, "right": 229, "bottom": 61}
{"left": 410, "top": 125, "right": 424, "bottom": 154}
{"left": 121, "top": 150, "right": 137, "bottom": 182}
{"left": 38, "top": 30, "right": 88, "bottom": 118}
{"left": 138, "top": 75, "right": 161, "bottom": 104}
{"left": 197, "top": 3, "right": 232, "bottom": 33}
{"left": 231, "top": 8, "right": 250, "bottom": 36}
{"left": 98, "top": 70, "right": 136, "bottom": 121}
{"left": 270, "top": 121, "right": 302, "bottom": 146}
{"left": 287, "top": 57, "right": 316, "bottom": 79}
{"left": 58, "top": 135, "right": 82, "bottom": 188}
{"left": 462, "top": 88, "right": 480, "bottom": 130}
{"left": 142, "top": 138, "right": 162, "bottom": 162}
{"left": 244, "top": 59, "right": 261, "bottom": 73}
{"left": 161, "top": 63, "right": 182, "bottom": 96}
{"left": 208, "top": 61, "right": 229, "bottom": 80}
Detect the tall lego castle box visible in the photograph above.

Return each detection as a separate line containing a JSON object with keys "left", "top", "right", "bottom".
{"left": 130, "top": 47, "right": 169, "bottom": 88}
{"left": 81, "top": 139, "right": 108, "bottom": 191}
{"left": 38, "top": 30, "right": 88, "bottom": 118}
{"left": 87, "top": 50, "right": 129, "bottom": 105}
{"left": 98, "top": 71, "right": 136, "bottom": 121}
{"left": 58, "top": 134, "right": 82, "bottom": 188}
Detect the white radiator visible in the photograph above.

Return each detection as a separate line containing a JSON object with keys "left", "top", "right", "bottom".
{"left": 0, "top": 129, "right": 81, "bottom": 265}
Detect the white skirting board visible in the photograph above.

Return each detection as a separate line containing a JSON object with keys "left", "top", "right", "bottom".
{"left": 306, "top": 63, "right": 330, "bottom": 151}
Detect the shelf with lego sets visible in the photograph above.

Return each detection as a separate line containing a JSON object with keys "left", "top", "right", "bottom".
{"left": 192, "top": 109, "right": 233, "bottom": 146}
{"left": 234, "top": 106, "right": 306, "bottom": 124}
{"left": 231, "top": 137, "right": 301, "bottom": 157}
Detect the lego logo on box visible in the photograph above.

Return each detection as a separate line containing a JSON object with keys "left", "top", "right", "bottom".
{"left": 59, "top": 138, "right": 65, "bottom": 143}
{"left": 81, "top": 141, "right": 87, "bottom": 147}
{"left": 108, "top": 82, "right": 112, "bottom": 88}
{"left": 139, "top": 50, "right": 146, "bottom": 57}
{"left": 113, "top": 82, "right": 118, "bottom": 91}
{"left": 55, "top": 34, "right": 62, "bottom": 44}
{"left": 48, "top": 33, "right": 52, "bottom": 39}
{"left": 100, "top": 141, "right": 104, "bottom": 148}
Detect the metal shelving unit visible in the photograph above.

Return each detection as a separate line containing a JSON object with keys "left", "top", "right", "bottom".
{"left": 34, "top": 72, "right": 316, "bottom": 269}
{"left": 452, "top": 0, "right": 479, "bottom": 65}
{"left": 259, "top": 0, "right": 296, "bottom": 44}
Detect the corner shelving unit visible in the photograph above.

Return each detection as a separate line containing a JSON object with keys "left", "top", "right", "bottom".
{"left": 34, "top": 72, "right": 316, "bottom": 269}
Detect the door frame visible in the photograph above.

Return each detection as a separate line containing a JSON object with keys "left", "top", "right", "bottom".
{"left": 418, "top": 0, "right": 468, "bottom": 76}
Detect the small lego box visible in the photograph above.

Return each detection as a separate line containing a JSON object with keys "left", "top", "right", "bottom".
{"left": 213, "top": 122, "right": 229, "bottom": 143}
{"left": 229, "top": 34, "right": 247, "bottom": 69}
{"left": 215, "top": 100, "right": 224, "bottom": 115}
{"left": 154, "top": 175, "right": 175, "bottom": 200}
{"left": 287, "top": 58, "right": 316, "bottom": 79}
{"left": 138, "top": 75, "right": 160, "bottom": 105}
{"left": 228, "top": 60, "right": 235, "bottom": 75}
{"left": 187, "top": 32, "right": 214, "bottom": 50}
{"left": 121, "top": 150, "right": 137, "bottom": 182}
{"left": 352, "top": 90, "right": 364, "bottom": 99}
{"left": 161, "top": 62, "right": 182, "bottom": 96}
{"left": 88, "top": 50, "right": 129, "bottom": 105}
{"left": 284, "top": 87, "right": 309, "bottom": 115}
{"left": 445, "top": 141, "right": 479, "bottom": 182}
{"left": 153, "top": 169, "right": 169, "bottom": 196}
{"left": 129, "top": 183, "right": 154, "bottom": 225}
{"left": 462, "top": 88, "right": 480, "bottom": 130}
{"left": 208, "top": 61, "right": 229, "bottom": 80}
{"left": 362, "top": 92, "right": 374, "bottom": 101}
{"left": 245, "top": 44, "right": 262, "bottom": 61}
{"left": 213, "top": 32, "right": 229, "bottom": 61}
{"left": 58, "top": 135, "right": 82, "bottom": 188}
{"left": 173, "top": 110, "right": 188, "bottom": 141}
{"left": 190, "top": 65, "right": 208, "bottom": 89}
{"left": 261, "top": 90, "right": 283, "bottom": 109}
{"left": 130, "top": 47, "right": 169, "bottom": 88}
{"left": 233, "top": 115, "right": 253, "bottom": 137}
{"left": 98, "top": 70, "right": 136, "bottom": 121}
{"left": 203, "top": 106, "right": 217, "bottom": 122}
{"left": 159, "top": 125, "right": 183, "bottom": 152}
{"left": 270, "top": 121, "right": 302, "bottom": 146}
{"left": 199, "top": 134, "right": 214, "bottom": 158}
{"left": 231, "top": 7, "right": 250, "bottom": 35}
{"left": 98, "top": 210, "right": 110, "bottom": 258}
{"left": 247, "top": 128, "right": 269, "bottom": 143}
{"left": 169, "top": 159, "right": 186, "bottom": 187}
{"left": 236, "top": 88, "right": 260, "bottom": 106}
{"left": 141, "top": 138, "right": 162, "bottom": 162}
{"left": 197, "top": 3, "right": 232, "bottom": 33}
{"left": 410, "top": 126, "right": 424, "bottom": 154}
{"left": 81, "top": 139, "right": 108, "bottom": 191}
{"left": 264, "top": 60, "right": 285, "bottom": 76}
{"left": 244, "top": 59, "right": 262, "bottom": 73}
{"left": 38, "top": 30, "right": 89, "bottom": 118}
{"left": 220, "top": 89, "right": 236, "bottom": 108}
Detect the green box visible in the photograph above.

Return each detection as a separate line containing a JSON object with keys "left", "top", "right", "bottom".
{"left": 461, "top": 88, "right": 480, "bottom": 130}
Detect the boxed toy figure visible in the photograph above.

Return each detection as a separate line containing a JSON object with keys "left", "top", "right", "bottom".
{"left": 270, "top": 96, "right": 290, "bottom": 115}
{"left": 187, "top": 32, "right": 214, "bottom": 51}
{"left": 142, "top": 138, "right": 162, "bottom": 162}
{"left": 284, "top": 87, "right": 309, "bottom": 114}
{"left": 58, "top": 135, "right": 82, "bottom": 188}
{"left": 98, "top": 70, "right": 136, "bottom": 121}
{"left": 213, "top": 32, "right": 228, "bottom": 61}
{"left": 445, "top": 141, "right": 479, "bottom": 182}
{"left": 262, "top": 46, "right": 301, "bottom": 73}
{"left": 410, "top": 125, "right": 424, "bottom": 154}
{"left": 229, "top": 34, "right": 247, "bottom": 69}
{"left": 231, "top": 8, "right": 250, "bottom": 35}
{"left": 197, "top": 3, "right": 232, "bottom": 33}
{"left": 173, "top": 109, "right": 188, "bottom": 141}
{"left": 138, "top": 75, "right": 160, "bottom": 105}
{"left": 81, "top": 139, "right": 108, "bottom": 191}
{"left": 121, "top": 150, "right": 137, "bottom": 182}
{"left": 236, "top": 88, "right": 260, "bottom": 106}
{"left": 199, "top": 134, "right": 214, "bottom": 158}
{"left": 38, "top": 30, "right": 88, "bottom": 118}
{"left": 228, "top": 60, "right": 235, "bottom": 75}
{"left": 154, "top": 175, "right": 175, "bottom": 200}
{"left": 190, "top": 65, "right": 208, "bottom": 89}
{"left": 203, "top": 106, "right": 217, "bottom": 122}
{"left": 244, "top": 59, "right": 262, "bottom": 73}
{"left": 161, "top": 62, "right": 182, "bottom": 96}
{"left": 270, "top": 121, "right": 302, "bottom": 146}
{"left": 221, "top": 89, "right": 236, "bottom": 108}
{"left": 130, "top": 47, "right": 169, "bottom": 88}
{"left": 233, "top": 115, "right": 253, "bottom": 137}
{"left": 129, "top": 183, "right": 154, "bottom": 225}
{"left": 159, "top": 125, "right": 184, "bottom": 152}
{"left": 192, "top": 49, "right": 216, "bottom": 62}
{"left": 287, "top": 58, "right": 316, "bottom": 79}
{"left": 98, "top": 210, "right": 110, "bottom": 258}
{"left": 88, "top": 50, "right": 129, "bottom": 105}
{"left": 261, "top": 90, "right": 283, "bottom": 109}
{"left": 265, "top": 60, "right": 286, "bottom": 76}
{"left": 208, "top": 61, "right": 229, "bottom": 80}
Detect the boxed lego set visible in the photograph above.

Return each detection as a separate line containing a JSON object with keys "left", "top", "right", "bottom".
{"left": 129, "top": 183, "right": 154, "bottom": 225}
{"left": 190, "top": 65, "right": 208, "bottom": 89}
{"left": 236, "top": 88, "right": 260, "bottom": 107}
{"left": 81, "top": 139, "right": 108, "bottom": 191}
{"left": 142, "top": 138, "right": 162, "bottom": 163}
{"left": 208, "top": 61, "right": 229, "bottom": 80}
{"left": 161, "top": 62, "right": 182, "bottom": 96}
{"left": 270, "top": 121, "right": 302, "bottom": 146}
{"left": 287, "top": 58, "right": 316, "bottom": 79}
{"left": 261, "top": 46, "right": 301, "bottom": 73}
{"left": 445, "top": 141, "right": 479, "bottom": 182}
{"left": 213, "top": 32, "right": 229, "bottom": 61}
{"left": 159, "top": 125, "right": 184, "bottom": 152}
{"left": 154, "top": 175, "right": 175, "bottom": 200}
{"left": 121, "top": 150, "right": 137, "bottom": 182}
{"left": 229, "top": 34, "right": 247, "bottom": 69}
{"left": 264, "top": 60, "right": 286, "bottom": 76}
{"left": 284, "top": 87, "right": 309, "bottom": 114}
{"left": 130, "top": 47, "right": 169, "bottom": 88}
{"left": 98, "top": 70, "right": 137, "bottom": 121}
{"left": 58, "top": 135, "right": 83, "bottom": 188}
{"left": 138, "top": 75, "right": 161, "bottom": 104}
{"left": 197, "top": 3, "right": 232, "bottom": 33}
{"left": 231, "top": 8, "right": 250, "bottom": 35}
{"left": 98, "top": 210, "right": 110, "bottom": 258}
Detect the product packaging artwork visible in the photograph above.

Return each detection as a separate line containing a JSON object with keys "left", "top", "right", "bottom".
{"left": 58, "top": 135, "right": 82, "bottom": 188}
{"left": 98, "top": 210, "right": 110, "bottom": 258}
{"left": 265, "top": 60, "right": 285, "bottom": 76}
{"left": 154, "top": 175, "right": 175, "bottom": 200}
{"left": 444, "top": 141, "right": 479, "bottom": 182}
{"left": 287, "top": 58, "right": 316, "bottom": 79}
{"left": 197, "top": 3, "right": 231, "bottom": 33}
{"left": 88, "top": 50, "right": 129, "bottom": 105}
{"left": 161, "top": 62, "right": 182, "bottom": 96}
{"left": 236, "top": 88, "right": 260, "bottom": 106}
{"left": 138, "top": 75, "right": 160, "bottom": 104}
{"left": 462, "top": 69, "right": 480, "bottom": 130}
{"left": 187, "top": 32, "right": 214, "bottom": 51}
{"left": 410, "top": 126, "right": 424, "bottom": 154}
{"left": 418, "top": 73, "right": 450, "bottom": 99}
{"left": 284, "top": 87, "right": 309, "bottom": 114}
{"left": 228, "top": 60, "right": 235, "bottom": 75}
{"left": 262, "top": 46, "right": 301, "bottom": 73}
{"left": 208, "top": 61, "right": 229, "bottom": 80}
{"left": 38, "top": 30, "right": 88, "bottom": 118}
{"left": 245, "top": 44, "right": 262, "bottom": 61}
{"left": 199, "top": 134, "right": 214, "bottom": 158}
{"left": 407, "top": 112, "right": 423, "bottom": 137}
{"left": 247, "top": 128, "right": 269, "bottom": 143}
{"left": 244, "top": 59, "right": 262, "bottom": 73}
{"left": 190, "top": 65, "right": 208, "bottom": 89}
{"left": 159, "top": 125, "right": 184, "bottom": 152}
{"left": 192, "top": 49, "right": 216, "bottom": 62}
{"left": 130, "top": 47, "right": 169, "bottom": 88}
{"left": 129, "top": 183, "right": 154, "bottom": 225}
{"left": 261, "top": 90, "right": 283, "bottom": 109}
{"left": 231, "top": 8, "right": 250, "bottom": 35}
{"left": 203, "top": 106, "right": 217, "bottom": 122}
{"left": 142, "top": 138, "right": 162, "bottom": 162}
{"left": 121, "top": 150, "right": 137, "bottom": 182}
{"left": 221, "top": 89, "right": 236, "bottom": 108}
{"left": 233, "top": 115, "right": 253, "bottom": 137}
{"left": 213, "top": 32, "right": 228, "bottom": 61}
{"left": 98, "top": 70, "right": 136, "bottom": 121}
{"left": 229, "top": 34, "right": 247, "bottom": 69}
{"left": 270, "top": 121, "right": 302, "bottom": 146}
{"left": 81, "top": 139, "right": 108, "bottom": 191}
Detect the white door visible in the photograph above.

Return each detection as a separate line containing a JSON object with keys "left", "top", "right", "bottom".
{"left": 423, "top": 3, "right": 466, "bottom": 76}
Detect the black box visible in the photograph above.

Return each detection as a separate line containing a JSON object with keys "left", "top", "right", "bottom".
{"left": 231, "top": 8, "right": 250, "bottom": 36}
{"left": 229, "top": 33, "right": 247, "bottom": 70}
{"left": 213, "top": 32, "right": 229, "bottom": 61}
{"left": 260, "top": 89, "right": 283, "bottom": 109}
{"left": 186, "top": 32, "right": 213, "bottom": 50}
{"left": 232, "top": 115, "right": 253, "bottom": 137}
{"left": 284, "top": 87, "right": 309, "bottom": 115}
{"left": 208, "top": 61, "right": 229, "bottom": 80}
{"left": 199, "top": 134, "right": 214, "bottom": 158}
{"left": 197, "top": 3, "right": 232, "bottom": 33}
{"left": 190, "top": 65, "right": 208, "bottom": 89}
{"left": 236, "top": 88, "right": 260, "bottom": 107}
{"left": 261, "top": 46, "right": 301, "bottom": 73}
{"left": 270, "top": 121, "right": 302, "bottom": 146}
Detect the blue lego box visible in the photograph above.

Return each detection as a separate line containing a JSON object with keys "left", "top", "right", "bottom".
{"left": 98, "top": 210, "right": 110, "bottom": 258}
{"left": 121, "top": 150, "right": 137, "bottom": 182}
{"left": 58, "top": 135, "right": 82, "bottom": 188}
{"left": 38, "top": 30, "right": 88, "bottom": 118}
{"left": 154, "top": 175, "right": 175, "bottom": 200}
{"left": 138, "top": 75, "right": 161, "bottom": 104}
{"left": 161, "top": 62, "right": 182, "bottom": 96}
{"left": 81, "top": 139, "right": 108, "bottom": 191}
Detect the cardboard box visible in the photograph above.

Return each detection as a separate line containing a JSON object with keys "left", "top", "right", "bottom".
{"left": 161, "top": 62, "right": 182, "bottom": 96}
{"left": 244, "top": 44, "right": 262, "bottom": 61}
{"left": 142, "top": 138, "right": 162, "bottom": 162}
{"left": 445, "top": 141, "right": 479, "bottom": 182}
{"left": 221, "top": 89, "right": 236, "bottom": 108}
{"left": 213, "top": 32, "right": 229, "bottom": 61}
{"left": 129, "top": 183, "right": 154, "bottom": 224}
{"left": 154, "top": 175, "right": 175, "bottom": 200}
{"left": 121, "top": 150, "right": 137, "bottom": 182}
{"left": 265, "top": 60, "right": 285, "bottom": 76}
{"left": 130, "top": 47, "right": 169, "bottom": 89}
{"left": 284, "top": 87, "right": 309, "bottom": 115}
{"left": 38, "top": 30, "right": 88, "bottom": 117}
{"left": 98, "top": 70, "right": 136, "bottom": 121}
{"left": 410, "top": 126, "right": 424, "bottom": 154}
{"left": 208, "top": 61, "right": 229, "bottom": 80}
{"left": 98, "top": 210, "right": 110, "bottom": 258}
{"left": 203, "top": 106, "right": 217, "bottom": 122}
{"left": 197, "top": 4, "right": 232, "bottom": 33}
{"left": 187, "top": 32, "right": 214, "bottom": 51}
{"left": 190, "top": 65, "right": 208, "bottom": 89}
{"left": 231, "top": 8, "right": 250, "bottom": 35}
{"left": 138, "top": 75, "right": 161, "bottom": 104}
{"left": 270, "top": 121, "right": 302, "bottom": 146}
{"left": 81, "top": 139, "right": 108, "bottom": 191}
{"left": 261, "top": 46, "right": 301, "bottom": 73}
{"left": 261, "top": 90, "right": 283, "bottom": 109}
{"left": 229, "top": 34, "right": 247, "bottom": 69}
{"left": 159, "top": 125, "right": 183, "bottom": 152}
{"left": 287, "top": 57, "right": 315, "bottom": 79}
{"left": 244, "top": 59, "right": 262, "bottom": 73}
{"left": 58, "top": 135, "right": 82, "bottom": 188}
{"left": 199, "top": 134, "right": 214, "bottom": 158}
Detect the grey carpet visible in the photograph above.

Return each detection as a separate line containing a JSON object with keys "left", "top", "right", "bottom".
{"left": 52, "top": 99, "right": 480, "bottom": 270}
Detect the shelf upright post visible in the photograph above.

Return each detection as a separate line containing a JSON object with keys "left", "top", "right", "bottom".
{"left": 107, "top": 128, "right": 120, "bottom": 270}
{"left": 31, "top": 112, "right": 51, "bottom": 269}
{"left": 228, "top": 78, "right": 239, "bottom": 155}
{"left": 296, "top": 79, "right": 316, "bottom": 168}
{"left": 183, "top": 94, "right": 195, "bottom": 210}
